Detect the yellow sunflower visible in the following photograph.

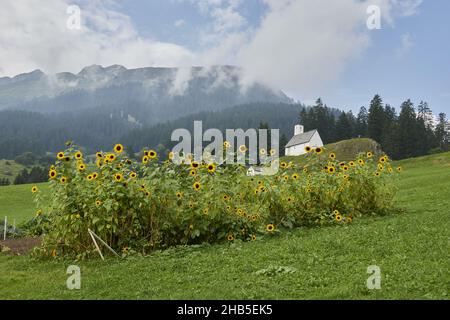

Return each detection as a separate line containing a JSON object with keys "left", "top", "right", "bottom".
{"left": 280, "top": 161, "right": 287, "bottom": 169}
{"left": 57, "top": 152, "right": 65, "bottom": 160}
{"left": 315, "top": 147, "right": 323, "bottom": 155}
{"left": 168, "top": 151, "right": 175, "bottom": 160}
{"left": 397, "top": 166, "right": 403, "bottom": 173}
{"left": 251, "top": 235, "right": 257, "bottom": 241}
{"left": 191, "top": 161, "right": 200, "bottom": 169}
{"left": 130, "top": 172, "right": 137, "bottom": 179}
{"left": 107, "top": 153, "right": 116, "bottom": 162}
{"left": 367, "top": 152, "right": 373, "bottom": 158}
{"left": 239, "top": 145, "right": 247, "bottom": 153}
{"left": 148, "top": 150, "right": 157, "bottom": 159}
{"left": 327, "top": 166, "right": 336, "bottom": 174}
{"left": 176, "top": 192, "right": 183, "bottom": 199}
{"left": 227, "top": 234, "right": 234, "bottom": 241}
{"left": 269, "top": 148, "right": 277, "bottom": 156}
{"left": 223, "top": 141, "right": 231, "bottom": 149}
{"left": 329, "top": 152, "right": 336, "bottom": 160}
{"left": 207, "top": 163, "right": 216, "bottom": 173}
{"left": 74, "top": 151, "right": 83, "bottom": 160}
{"left": 78, "top": 163, "right": 86, "bottom": 171}
{"left": 292, "top": 173, "right": 299, "bottom": 180}
{"left": 266, "top": 224, "right": 275, "bottom": 232}
{"left": 60, "top": 176, "right": 67, "bottom": 184}
{"left": 114, "top": 173, "right": 123, "bottom": 182}
{"left": 49, "top": 169, "right": 57, "bottom": 179}
{"left": 259, "top": 148, "right": 266, "bottom": 156}
{"left": 358, "top": 159, "right": 365, "bottom": 166}
{"left": 193, "top": 182, "right": 201, "bottom": 191}
{"left": 335, "top": 214, "right": 343, "bottom": 222}
{"left": 87, "top": 174, "right": 94, "bottom": 181}
{"left": 31, "top": 186, "right": 38, "bottom": 193}
{"left": 142, "top": 155, "right": 149, "bottom": 164}
{"left": 96, "top": 152, "right": 103, "bottom": 159}
{"left": 95, "top": 200, "right": 102, "bottom": 206}
{"left": 114, "top": 144, "right": 124, "bottom": 154}
{"left": 304, "top": 146, "right": 312, "bottom": 153}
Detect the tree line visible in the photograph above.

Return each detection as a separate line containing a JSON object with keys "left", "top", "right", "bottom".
{"left": 299, "top": 95, "right": 449, "bottom": 160}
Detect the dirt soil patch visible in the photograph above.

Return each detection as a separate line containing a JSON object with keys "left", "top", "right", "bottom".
{"left": 0, "top": 237, "right": 42, "bottom": 255}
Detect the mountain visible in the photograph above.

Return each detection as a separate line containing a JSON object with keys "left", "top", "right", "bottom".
{"left": 0, "top": 65, "right": 292, "bottom": 126}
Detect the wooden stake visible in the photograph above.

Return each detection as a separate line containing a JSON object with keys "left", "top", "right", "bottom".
{"left": 88, "top": 229, "right": 104, "bottom": 260}
{"left": 88, "top": 229, "right": 121, "bottom": 258}
{"left": 3, "top": 216, "right": 6, "bottom": 241}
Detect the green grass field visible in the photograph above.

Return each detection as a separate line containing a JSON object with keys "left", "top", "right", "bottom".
{"left": 0, "top": 152, "right": 449, "bottom": 299}
{"left": 0, "top": 183, "right": 49, "bottom": 224}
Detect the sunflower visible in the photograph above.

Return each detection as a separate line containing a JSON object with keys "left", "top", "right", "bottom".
{"left": 96, "top": 159, "right": 102, "bottom": 167}
{"left": 222, "top": 194, "right": 229, "bottom": 201}
{"left": 188, "top": 202, "right": 195, "bottom": 209}
{"left": 335, "top": 214, "right": 343, "bottom": 222}
{"left": 73, "top": 151, "right": 82, "bottom": 160}
{"left": 378, "top": 164, "right": 384, "bottom": 171}
{"left": 142, "top": 155, "right": 149, "bottom": 164}
{"left": 130, "top": 172, "right": 137, "bottom": 179}
{"left": 193, "top": 182, "right": 201, "bottom": 191}
{"left": 259, "top": 186, "right": 267, "bottom": 193}
{"left": 176, "top": 192, "right": 183, "bottom": 199}
{"left": 31, "top": 186, "right": 38, "bottom": 193}
{"left": 87, "top": 174, "right": 94, "bottom": 181}
{"left": 223, "top": 140, "right": 231, "bottom": 149}
{"left": 397, "top": 166, "right": 403, "bottom": 173}
{"left": 339, "top": 162, "right": 346, "bottom": 167}
{"left": 60, "top": 176, "right": 67, "bottom": 184}
{"left": 57, "top": 152, "right": 65, "bottom": 160}
{"left": 266, "top": 224, "right": 275, "bottom": 232}
{"left": 251, "top": 215, "right": 258, "bottom": 222}
{"left": 114, "top": 144, "right": 124, "bottom": 154}
{"left": 188, "top": 169, "right": 197, "bottom": 177}
{"left": 358, "top": 159, "right": 365, "bottom": 166}
{"left": 304, "top": 146, "right": 312, "bottom": 153}
{"left": 207, "top": 163, "right": 216, "bottom": 173}
{"left": 239, "top": 145, "right": 247, "bottom": 153}
{"left": 269, "top": 149, "right": 277, "bottom": 156}
{"left": 343, "top": 174, "right": 349, "bottom": 180}
{"left": 64, "top": 156, "right": 71, "bottom": 162}
{"left": 303, "top": 167, "right": 308, "bottom": 173}
{"left": 251, "top": 235, "right": 257, "bottom": 241}
{"left": 374, "top": 172, "right": 381, "bottom": 177}
{"left": 227, "top": 234, "right": 234, "bottom": 241}
{"left": 114, "top": 173, "right": 123, "bottom": 182}
{"left": 349, "top": 161, "right": 356, "bottom": 167}
{"left": 333, "top": 209, "right": 340, "bottom": 216}
{"left": 342, "top": 165, "right": 349, "bottom": 172}
{"left": 203, "top": 208, "right": 209, "bottom": 215}
{"left": 280, "top": 161, "right": 287, "bottom": 169}
{"left": 306, "top": 187, "right": 312, "bottom": 193}
{"left": 327, "top": 166, "right": 336, "bottom": 174}
{"left": 367, "top": 151, "right": 373, "bottom": 158}
{"left": 287, "top": 196, "right": 294, "bottom": 203}
{"left": 329, "top": 152, "right": 336, "bottom": 160}
{"left": 35, "top": 210, "right": 42, "bottom": 217}
{"left": 92, "top": 173, "right": 98, "bottom": 179}
{"left": 148, "top": 150, "right": 157, "bottom": 159}
{"left": 259, "top": 148, "right": 266, "bottom": 156}
{"left": 78, "top": 163, "right": 86, "bottom": 171}
{"left": 237, "top": 208, "right": 244, "bottom": 216}
{"left": 347, "top": 216, "right": 353, "bottom": 223}
{"left": 292, "top": 173, "right": 299, "bottom": 180}
{"left": 254, "top": 188, "right": 259, "bottom": 195}
{"left": 95, "top": 200, "right": 102, "bottom": 207}
{"left": 379, "top": 156, "right": 388, "bottom": 163}
{"left": 96, "top": 152, "right": 103, "bottom": 159}
{"left": 388, "top": 167, "right": 393, "bottom": 173}
{"left": 191, "top": 161, "right": 200, "bottom": 169}
{"left": 315, "top": 147, "right": 323, "bottom": 155}
{"left": 145, "top": 191, "right": 151, "bottom": 197}
{"left": 283, "top": 175, "right": 289, "bottom": 182}
{"left": 168, "top": 151, "right": 175, "bottom": 160}
{"left": 48, "top": 169, "right": 57, "bottom": 179}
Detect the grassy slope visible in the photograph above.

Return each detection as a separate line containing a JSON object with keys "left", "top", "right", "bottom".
{"left": 284, "top": 138, "right": 382, "bottom": 165}
{"left": 0, "top": 160, "right": 25, "bottom": 183}
{"left": 0, "top": 183, "right": 49, "bottom": 224}
{"left": 0, "top": 152, "right": 449, "bottom": 299}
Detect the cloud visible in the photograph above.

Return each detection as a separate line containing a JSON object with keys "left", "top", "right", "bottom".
{"left": 0, "top": 0, "right": 194, "bottom": 77}
{"left": 174, "top": 19, "right": 185, "bottom": 27}
{"left": 392, "top": 0, "right": 423, "bottom": 16}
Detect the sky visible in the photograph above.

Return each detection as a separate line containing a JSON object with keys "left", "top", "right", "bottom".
{"left": 0, "top": 0, "right": 449, "bottom": 114}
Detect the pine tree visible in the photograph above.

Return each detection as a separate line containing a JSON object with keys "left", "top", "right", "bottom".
{"left": 368, "top": 94, "right": 385, "bottom": 144}
{"left": 356, "top": 106, "right": 369, "bottom": 137}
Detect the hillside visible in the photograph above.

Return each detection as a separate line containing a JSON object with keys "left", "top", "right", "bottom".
{"left": 283, "top": 138, "right": 383, "bottom": 165}
{"left": 0, "top": 160, "right": 25, "bottom": 184}
{"left": 0, "top": 151, "right": 449, "bottom": 299}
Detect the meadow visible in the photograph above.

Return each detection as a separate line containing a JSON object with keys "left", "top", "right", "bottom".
{"left": 0, "top": 151, "right": 449, "bottom": 299}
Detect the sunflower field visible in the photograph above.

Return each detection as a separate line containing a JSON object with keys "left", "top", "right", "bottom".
{"left": 30, "top": 142, "right": 401, "bottom": 259}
